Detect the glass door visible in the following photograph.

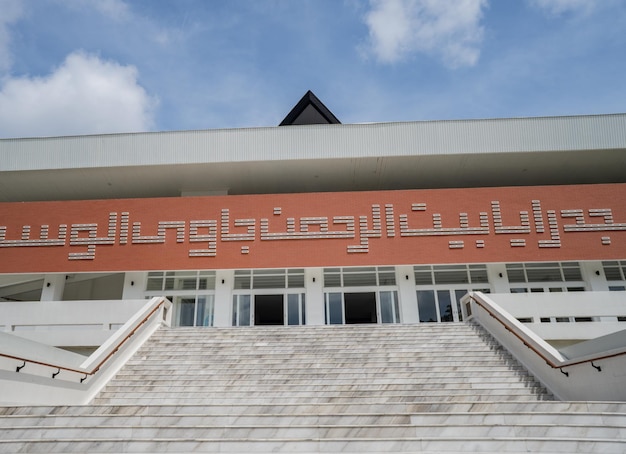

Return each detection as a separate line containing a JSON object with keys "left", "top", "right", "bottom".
{"left": 233, "top": 292, "right": 306, "bottom": 326}
{"left": 173, "top": 295, "right": 215, "bottom": 327}
{"left": 324, "top": 291, "right": 400, "bottom": 324}
{"left": 417, "top": 288, "right": 489, "bottom": 323}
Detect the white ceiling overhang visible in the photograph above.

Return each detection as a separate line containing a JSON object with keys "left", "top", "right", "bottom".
{"left": 1, "top": 114, "right": 625, "bottom": 202}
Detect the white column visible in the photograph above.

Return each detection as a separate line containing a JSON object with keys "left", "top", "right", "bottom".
{"left": 396, "top": 265, "right": 418, "bottom": 324}
{"left": 580, "top": 261, "right": 613, "bottom": 321}
{"left": 40, "top": 274, "right": 66, "bottom": 301}
{"left": 213, "top": 270, "right": 234, "bottom": 327}
{"left": 580, "top": 261, "right": 609, "bottom": 291}
{"left": 486, "top": 263, "right": 509, "bottom": 293}
{"left": 305, "top": 268, "right": 325, "bottom": 325}
{"left": 122, "top": 272, "right": 147, "bottom": 299}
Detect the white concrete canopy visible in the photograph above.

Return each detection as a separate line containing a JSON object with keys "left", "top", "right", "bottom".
{"left": 1, "top": 114, "right": 625, "bottom": 201}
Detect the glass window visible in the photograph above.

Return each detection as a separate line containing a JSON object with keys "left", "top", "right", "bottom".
{"left": 233, "top": 269, "right": 305, "bottom": 289}
{"left": 433, "top": 265, "right": 469, "bottom": 284}
{"left": 417, "top": 290, "right": 437, "bottom": 323}
{"left": 323, "top": 267, "right": 397, "bottom": 287}
{"left": 343, "top": 271, "right": 377, "bottom": 287}
{"left": 252, "top": 274, "right": 285, "bottom": 289}
{"left": 525, "top": 268, "right": 562, "bottom": 282}
{"left": 505, "top": 262, "right": 585, "bottom": 292}
{"left": 416, "top": 264, "right": 487, "bottom": 285}
{"left": 469, "top": 267, "right": 489, "bottom": 283}
{"left": 562, "top": 264, "right": 583, "bottom": 281}
{"left": 146, "top": 270, "right": 216, "bottom": 292}
{"left": 234, "top": 270, "right": 251, "bottom": 290}
{"left": 323, "top": 271, "right": 341, "bottom": 287}
{"left": 437, "top": 290, "right": 453, "bottom": 322}
{"left": 287, "top": 295, "right": 299, "bottom": 326}
{"left": 198, "top": 272, "right": 216, "bottom": 290}
{"left": 287, "top": 270, "right": 305, "bottom": 288}
{"left": 287, "top": 294, "right": 304, "bottom": 326}
{"left": 414, "top": 270, "right": 433, "bottom": 285}
{"left": 603, "top": 261, "right": 626, "bottom": 282}
{"left": 146, "top": 272, "right": 164, "bottom": 291}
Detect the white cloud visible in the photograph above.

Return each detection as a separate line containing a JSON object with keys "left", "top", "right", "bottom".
{"left": 529, "top": 0, "right": 598, "bottom": 16}
{"left": 57, "top": 0, "right": 131, "bottom": 21}
{"left": 0, "top": 51, "right": 156, "bottom": 138}
{"left": 362, "top": 0, "right": 488, "bottom": 67}
{"left": 93, "top": 0, "right": 131, "bottom": 21}
{"left": 0, "top": 0, "right": 23, "bottom": 72}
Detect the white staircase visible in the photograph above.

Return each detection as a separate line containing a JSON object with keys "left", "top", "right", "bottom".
{"left": 1, "top": 323, "right": 625, "bottom": 453}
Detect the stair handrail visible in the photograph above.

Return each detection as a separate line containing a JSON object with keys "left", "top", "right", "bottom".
{"left": 465, "top": 292, "right": 626, "bottom": 372}
{"left": 1, "top": 296, "right": 170, "bottom": 381}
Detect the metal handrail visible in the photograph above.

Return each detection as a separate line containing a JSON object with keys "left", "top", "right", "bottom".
{"left": 469, "top": 296, "right": 626, "bottom": 373}
{"left": 0, "top": 298, "right": 166, "bottom": 380}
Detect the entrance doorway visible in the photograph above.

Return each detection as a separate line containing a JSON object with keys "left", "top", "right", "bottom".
{"left": 254, "top": 294, "right": 284, "bottom": 325}
{"left": 344, "top": 292, "right": 377, "bottom": 324}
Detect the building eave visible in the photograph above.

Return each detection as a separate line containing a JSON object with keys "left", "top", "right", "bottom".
{"left": 1, "top": 113, "right": 625, "bottom": 201}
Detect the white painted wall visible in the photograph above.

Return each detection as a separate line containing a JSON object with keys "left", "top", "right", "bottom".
{"left": 0, "top": 299, "right": 149, "bottom": 347}
{"left": 492, "top": 291, "right": 626, "bottom": 340}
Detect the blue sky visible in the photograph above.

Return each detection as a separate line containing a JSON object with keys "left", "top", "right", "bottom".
{"left": 0, "top": 0, "right": 625, "bottom": 138}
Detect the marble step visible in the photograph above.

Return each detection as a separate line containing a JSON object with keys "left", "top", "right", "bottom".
{"left": 129, "top": 351, "right": 511, "bottom": 360}
{"left": 2, "top": 421, "right": 625, "bottom": 440}
{"left": 149, "top": 339, "right": 492, "bottom": 346}
{"left": 97, "top": 385, "right": 549, "bottom": 399}
{"left": 3, "top": 401, "right": 625, "bottom": 417}
{"left": 92, "top": 394, "right": 551, "bottom": 406}
{"left": 3, "top": 410, "right": 625, "bottom": 428}
{"left": 100, "top": 382, "right": 544, "bottom": 394}
{"left": 143, "top": 340, "right": 494, "bottom": 349}
{"left": 149, "top": 337, "right": 490, "bottom": 345}
{"left": 106, "top": 374, "right": 538, "bottom": 386}
{"left": 110, "top": 369, "right": 534, "bottom": 380}
{"left": 155, "top": 331, "right": 486, "bottom": 336}
{"left": 122, "top": 356, "right": 519, "bottom": 366}
{"left": 0, "top": 436, "right": 624, "bottom": 453}
{"left": 142, "top": 347, "right": 502, "bottom": 356}
{"left": 94, "top": 395, "right": 552, "bottom": 405}
{"left": 155, "top": 324, "right": 478, "bottom": 334}
{"left": 150, "top": 336, "right": 486, "bottom": 344}
{"left": 111, "top": 361, "right": 528, "bottom": 374}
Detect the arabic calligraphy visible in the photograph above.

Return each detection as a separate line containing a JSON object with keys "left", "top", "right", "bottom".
{"left": 0, "top": 200, "right": 624, "bottom": 261}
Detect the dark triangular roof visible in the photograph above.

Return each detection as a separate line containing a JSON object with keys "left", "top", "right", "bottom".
{"left": 279, "top": 90, "right": 341, "bottom": 126}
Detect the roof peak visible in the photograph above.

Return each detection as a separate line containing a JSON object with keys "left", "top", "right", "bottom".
{"left": 279, "top": 90, "right": 341, "bottom": 126}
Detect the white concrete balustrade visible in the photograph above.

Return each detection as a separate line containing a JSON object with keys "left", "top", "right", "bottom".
{"left": 0, "top": 297, "right": 172, "bottom": 406}
{"left": 463, "top": 292, "right": 626, "bottom": 402}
